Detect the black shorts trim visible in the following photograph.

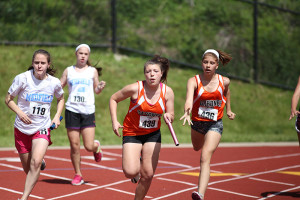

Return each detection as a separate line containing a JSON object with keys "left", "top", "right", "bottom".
{"left": 122, "top": 129, "right": 161, "bottom": 145}
{"left": 65, "top": 109, "right": 96, "bottom": 129}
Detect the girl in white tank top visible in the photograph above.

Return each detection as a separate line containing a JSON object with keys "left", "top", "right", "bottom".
{"left": 60, "top": 44, "right": 106, "bottom": 185}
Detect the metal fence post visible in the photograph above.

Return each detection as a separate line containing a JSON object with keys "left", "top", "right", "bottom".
{"left": 253, "top": 0, "right": 258, "bottom": 83}
{"left": 111, "top": 0, "right": 117, "bottom": 53}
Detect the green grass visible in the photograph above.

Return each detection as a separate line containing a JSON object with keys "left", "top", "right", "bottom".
{"left": 0, "top": 45, "right": 297, "bottom": 147}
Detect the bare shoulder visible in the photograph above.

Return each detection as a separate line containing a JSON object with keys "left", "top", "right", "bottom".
{"left": 121, "top": 82, "right": 139, "bottom": 95}
{"left": 187, "top": 76, "right": 197, "bottom": 89}
{"left": 165, "top": 85, "right": 174, "bottom": 96}
{"left": 188, "top": 76, "right": 196, "bottom": 83}
{"left": 223, "top": 76, "right": 230, "bottom": 86}
{"left": 62, "top": 68, "right": 68, "bottom": 76}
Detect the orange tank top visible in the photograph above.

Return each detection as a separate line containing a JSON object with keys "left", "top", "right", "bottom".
{"left": 123, "top": 81, "right": 166, "bottom": 136}
{"left": 191, "top": 74, "right": 226, "bottom": 122}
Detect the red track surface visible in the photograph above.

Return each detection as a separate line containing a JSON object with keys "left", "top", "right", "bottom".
{"left": 0, "top": 144, "right": 299, "bottom": 200}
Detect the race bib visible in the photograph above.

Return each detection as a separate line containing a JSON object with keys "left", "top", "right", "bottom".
{"left": 139, "top": 116, "right": 159, "bottom": 129}
{"left": 29, "top": 102, "right": 49, "bottom": 117}
{"left": 70, "top": 93, "right": 87, "bottom": 104}
{"left": 39, "top": 128, "right": 49, "bottom": 135}
{"left": 198, "top": 107, "right": 218, "bottom": 121}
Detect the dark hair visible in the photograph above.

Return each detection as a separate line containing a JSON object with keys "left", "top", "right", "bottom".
{"left": 28, "top": 49, "right": 56, "bottom": 76}
{"left": 81, "top": 56, "right": 102, "bottom": 77}
{"left": 144, "top": 55, "right": 170, "bottom": 83}
{"left": 202, "top": 49, "right": 232, "bottom": 66}
{"left": 90, "top": 60, "right": 102, "bottom": 77}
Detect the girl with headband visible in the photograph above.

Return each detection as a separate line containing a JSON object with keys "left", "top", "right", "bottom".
{"left": 60, "top": 44, "right": 106, "bottom": 185}
{"left": 180, "top": 49, "right": 235, "bottom": 200}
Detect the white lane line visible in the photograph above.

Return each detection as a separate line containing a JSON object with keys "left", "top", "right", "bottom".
{"left": 258, "top": 185, "right": 300, "bottom": 199}
{"left": 211, "top": 153, "right": 300, "bottom": 167}
{"left": 152, "top": 186, "right": 197, "bottom": 200}
{"left": 0, "top": 186, "right": 44, "bottom": 199}
{"left": 81, "top": 156, "right": 116, "bottom": 161}
{"left": 99, "top": 151, "right": 194, "bottom": 168}
{"left": 0, "top": 163, "right": 23, "bottom": 171}
{"left": 208, "top": 186, "right": 259, "bottom": 199}
{"left": 105, "top": 187, "right": 153, "bottom": 199}
{"left": 1, "top": 150, "right": 299, "bottom": 200}
{"left": 209, "top": 165, "right": 300, "bottom": 186}
{"left": 102, "top": 151, "right": 122, "bottom": 157}
{"left": 0, "top": 163, "right": 98, "bottom": 187}
{"left": 156, "top": 177, "right": 196, "bottom": 186}
{"left": 152, "top": 153, "right": 300, "bottom": 179}
{"left": 47, "top": 179, "right": 130, "bottom": 200}
{"left": 155, "top": 177, "right": 259, "bottom": 199}
{"left": 44, "top": 155, "right": 123, "bottom": 173}
{"left": 0, "top": 162, "right": 137, "bottom": 200}
{"left": 249, "top": 177, "right": 295, "bottom": 186}
{"left": 0, "top": 157, "right": 20, "bottom": 162}
{"left": 158, "top": 160, "right": 193, "bottom": 168}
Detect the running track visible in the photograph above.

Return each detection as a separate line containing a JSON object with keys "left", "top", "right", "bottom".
{"left": 0, "top": 143, "right": 299, "bottom": 200}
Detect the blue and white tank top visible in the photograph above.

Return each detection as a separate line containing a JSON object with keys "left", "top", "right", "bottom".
{"left": 65, "top": 66, "right": 96, "bottom": 114}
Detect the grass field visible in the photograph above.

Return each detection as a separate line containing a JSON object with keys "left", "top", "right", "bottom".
{"left": 0, "top": 45, "right": 297, "bottom": 147}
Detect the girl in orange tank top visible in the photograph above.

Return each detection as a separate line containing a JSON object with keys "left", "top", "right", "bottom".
{"left": 110, "top": 55, "right": 174, "bottom": 200}
{"left": 191, "top": 74, "right": 226, "bottom": 122}
{"left": 122, "top": 81, "right": 166, "bottom": 136}
{"left": 180, "top": 49, "right": 235, "bottom": 200}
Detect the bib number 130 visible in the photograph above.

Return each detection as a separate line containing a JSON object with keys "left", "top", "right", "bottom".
{"left": 73, "top": 96, "right": 85, "bottom": 103}
{"left": 70, "top": 93, "right": 86, "bottom": 104}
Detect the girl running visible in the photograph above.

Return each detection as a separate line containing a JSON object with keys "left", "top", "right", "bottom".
{"left": 289, "top": 75, "right": 300, "bottom": 146}
{"left": 60, "top": 44, "right": 106, "bottom": 185}
{"left": 109, "top": 55, "right": 174, "bottom": 200}
{"left": 5, "top": 49, "right": 64, "bottom": 200}
{"left": 180, "top": 49, "right": 235, "bottom": 200}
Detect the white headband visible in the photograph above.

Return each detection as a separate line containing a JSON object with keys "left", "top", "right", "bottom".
{"left": 75, "top": 44, "right": 91, "bottom": 53}
{"left": 203, "top": 49, "right": 219, "bottom": 60}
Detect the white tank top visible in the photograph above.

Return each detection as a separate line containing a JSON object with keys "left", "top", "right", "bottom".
{"left": 8, "top": 70, "right": 64, "bottom": 135}
{"left": 65, "top": 66, "right": 95, "bottom": 114}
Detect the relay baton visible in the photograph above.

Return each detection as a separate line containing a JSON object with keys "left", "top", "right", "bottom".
{"left": 50, "top": 116, "right": 63, "bottom": 130}
{"left": 166, "top": 120, "right": 179, "bottom": 146}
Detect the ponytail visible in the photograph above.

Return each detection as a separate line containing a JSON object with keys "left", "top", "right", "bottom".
{"left": 216, "top": 50, "right": 232, "bottom": 66}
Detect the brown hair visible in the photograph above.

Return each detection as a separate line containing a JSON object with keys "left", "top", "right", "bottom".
{"left": 77, "top": 50, "right": 102, "bottom": 77}
{"left": 202, "top": 49, "right": 232, "bottom": 66}
{"left": 28, "top": 49, "right": 56, "bottom": 76}
{"left": 90, "top": 60, "right": 102, "bottom": 77}
{"left": 144, "top": 55, "right": 170, "bottom": 83}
